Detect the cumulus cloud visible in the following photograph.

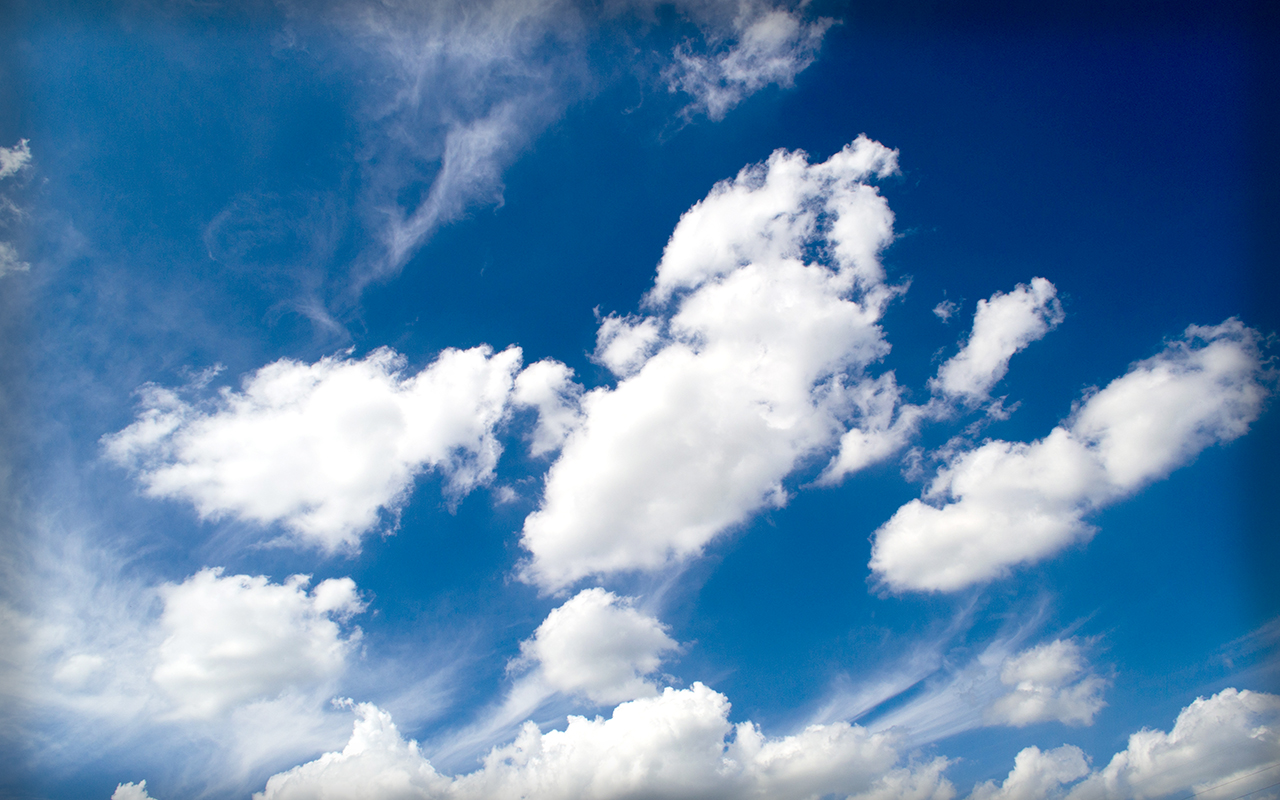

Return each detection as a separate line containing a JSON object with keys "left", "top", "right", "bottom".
{"left": 513, "top": 359, "right": 583, "bottom": 457}
{"left": 932, "top": 279, "right": 1064, "bottom": 404}
{"left": 520, "top": 137, "right": 907, "bottom": 590}
{"left": 516, "top": 588, "right": 677, "bottom": 705}
{"left": 105, "top": 345, "right": 528, "bottom": 552}
{"left": 1065, "top": 688, "right": 1280, "bottom": 800}
{"left": 667, "top": 6, "right": 833, "bottom": 121}
{"left": 985, "top": 640, "right": 1107, "bottom": 728}
{"left": 153, "top": 568, "right": 365, "bottom": 719}
{"left": 871, "top": 319, "right": 1270, "bottom": 592}
{"left": 112, "top": 781, "right": 160, "bottom": 800}
{"left": 968, "top": 746, "right": 1090, "bottom": 800}
{"left": 0, "top": 139, "right": 32, "bottom": 277}
{"left": 254, "top": 684, "right": 955, "bottom": 800}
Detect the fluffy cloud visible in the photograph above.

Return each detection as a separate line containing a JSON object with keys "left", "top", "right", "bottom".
{"left": 871, "top": 319, "right": 1270, "bottom": 592}
{"left": 1065, "top": 688, "right": 1280, "bottom": 800}
{"left": 111, "top": 781, "right": 159, "bottom": 800}
{"left": 255, "top": 684, "right": 955, "bottom": 800}
{"left": 985, "top": 640, "right": 1107, "bottom": 728}
{"left": 516, "top": 588, "right": 677, "bottom": 705}
{"left": 513, "top": 359, "right": 583, "bottom": 458}
{"left": 667, "top": 6, "right": 832, "bottom": 121}
{"left": 105, "top": 346, "right": 527, "bottom": 551}
{"left": 153, "top": 568, "right": 365, "bottom": 719}
{"left": 932, "top": 279, "right": 1063, "bottom": 404}
{"left": 968, "top": 746, "right": 1090, "bottom": 800}
{"left": 520, "top": 137, "right": 905, "bottom": 590}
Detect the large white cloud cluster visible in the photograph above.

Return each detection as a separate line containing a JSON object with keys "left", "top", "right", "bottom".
{"left": 520, "top": 136, "right": 904, "bottom": 590}
{"left": 254, "top": 684, "right": 955, "bottom": 800}
{"left": 104, "top": 346, "right": 528, "bottom": 552}
{"left": 871, "top": 319, "right": 1269, "bottom": 592}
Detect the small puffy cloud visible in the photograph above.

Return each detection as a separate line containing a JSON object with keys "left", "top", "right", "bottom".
{"left": 517, "top": 588, "right": 677, "bottom": 705}
{"left": 986, "top": 640, "right": 1107, "bottom": 728}
{"left": 112, "top": 781, "right": 160, "bottom": 800}
{"left": 667, "top": 6, "right": 832, "bottom": 121}
{"left": 0, "top": 139, "right": 31, "bottom": 179}
{"left": 256, "top": 684, "right": 956, "bottom": 800}
{"left": 1066, "top": 688, "right": 1280, "bottom": 800}
{"left": 105, "top": 345, "right": 526, "bottom": 551}
{"left": 968, "top": 745, "right": 1090, "bottom": 800}
{"left": 871, "top": 319, "right": 1270, "bottom": 592}
{"left": 933, "top": 278, "right": 1064, "bottom": 404}
{"left": 153, "top": 568, "right": 365, "bottom": 719}
{"left": 520, "top": 137, "right": 906, "bottom": 590}
{"left": 933, "top": 300, "right": 959, "bottom": 323}
{"left": 513, "top": 359, "right": 582, "bottom": 457}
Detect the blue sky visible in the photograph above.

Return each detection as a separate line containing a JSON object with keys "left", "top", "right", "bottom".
{"left": 2, "top": 2, "right": 1279, "bottom": 799}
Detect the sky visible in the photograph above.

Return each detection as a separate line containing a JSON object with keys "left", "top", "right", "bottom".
{"left": 1, "top": 1, "right": 1279, "bottom": 799}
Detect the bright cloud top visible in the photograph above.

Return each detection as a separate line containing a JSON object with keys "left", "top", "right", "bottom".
{"left": 932, "top": 277, "right": 1064, "bottom": 404}
{"left": 254, "top": 684, "right": 954, "bottom": 800}
{"left": 153, "top": 568, "right": 365, "bottom": 719}
{"left": 517, "top": 588, "right": 678, "bottom": 706}
{"left": 104, "top": 346, "right": 528, "bottom": 551}
{"left": 871, "top": 319, "right": 1270, "bottom": 592}
{"left": 986, "top": 639, "right": 1107, "bottom": 728}
{"left": 519, "top": 136, "right": 904, "bottom": 590}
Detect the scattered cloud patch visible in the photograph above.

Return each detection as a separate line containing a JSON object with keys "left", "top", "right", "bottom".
{"left": 667, "top": 6, "right": 832, "bottom": 121}
{"left": 255, "top": 684, "right": 955, "bottom": 800}
{"left": 933, "top": 300, "right": 959, "bottom": 323}
{"left": 513, "top": 359, "right": 582, "bottom": 458}
{"left": 519, "top": 137, "right": 906, "bottom": 590}
{"left": 105, "top": 346, "right": 529, "bottom": 551}
{"left": 515, "top": 588, "right": 677, "bottom": 706}
{"left": 0, "top": 139, "right": 31, "bottom": 179}
{"left": 871, "top": 319, "right": 1271, "bottom": 592}
{"left": 932, "top": 278, "right": 1063, "bottom": 404}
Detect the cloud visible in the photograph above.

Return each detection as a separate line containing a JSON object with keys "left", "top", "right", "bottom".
{"left": 666, "top": 6, "right": 833, "bottom": 121}
{"left": 1065, "top": 688, "right": 1280, "bottom": 800}
{"left": 112, "top": 781, "right": 159, "bottom": 800}
{"left": 153, "top": 568, "right": 365, "bottom": 719}
{"left": 0, "top": 241, "right": 28, "bottom": 277}
{"left": 871, "top": 319, "right": 1270, "bottom": 592}
{"left": 0, "top": 139, "right": 31, "bottom": 179}
{"left": 105, "top": 345, "right": 528, "bottom": 552}
{"left": 968, "top": 746, "right": 1090, "bottom": 800}
{"left": 513, "top": 359, "right": 582, "bottom": 458}
{"left": 985, "top": 640, "right": 1107, "bottom": 728}
{"left": 519, "top": 137, "right": 905, "bottom": 590}
{"left": 515, "top": 588, "right": 678, "bottom": 706}
{"left": 932, "top": 278, "right": 1064, "bottom": 404}
{"left": 254, "top": 684, "right": 955, "bottom": 800}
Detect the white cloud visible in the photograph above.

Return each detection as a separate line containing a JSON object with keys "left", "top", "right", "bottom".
{"left": 105, "top": 345, "right": 526, "bottom": 552}
{"left": 255, "top": 684, "right": 956, "bottom": 800}
{"left": 968, "top": 746, "right": 1090, "bottom": 800}
{"left": 0, "top": 139, "right": 31, "bottom": 179}
{"left": 593, "top": 314, "right": 661, "bottom": 379}
{"left": 933, "top": 300, "right": 959, "bottom": 323}
{"left": 932, "top": 279, "right": 1063, "bottom": 404}
{"left": 871, "top": 319, "right": 1270, "bottom": 592}
{"left": 986, "top": 640, "right": 1107, "bottom": 728}
{"left": 112, "top": 781, "right": 160, "bottom": 800}
{"left": 667, "top": 6, "right": 832, "bottom": 121}
{"left": 519, "top": 137, "right": 906, "bottom": 590}
{"left": 513, "top": 359, "right": 582, "bottom": 457}
{"left": 153, "top": 568, "right": 364, "bottom": 720}
{"left": 1067, "top": 688, "right": 1280, "bottom": 800}
{"left": 516, "top": 588, "right": 677, "bottom": 706}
